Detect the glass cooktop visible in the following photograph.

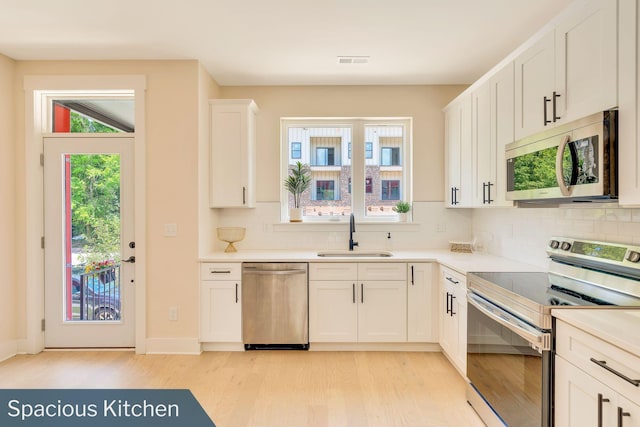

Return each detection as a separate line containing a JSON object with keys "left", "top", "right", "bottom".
{"left": 468, "top": 271, "right": 611, "bottom": 307}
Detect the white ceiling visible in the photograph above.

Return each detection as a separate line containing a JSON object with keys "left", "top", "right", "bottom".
{"left": 0, "top": 0, "right": 574, "bottom": 86}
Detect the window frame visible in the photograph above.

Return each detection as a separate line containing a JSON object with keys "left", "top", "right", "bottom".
{"left": 280, "top": 117, "right": 412, "bottom": 222}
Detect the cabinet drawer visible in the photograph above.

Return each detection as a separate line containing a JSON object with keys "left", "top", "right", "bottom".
{"left": 556, "top": 320, "right": 640, "bottom": 403}
{"left": 441, "top": 267, "right": 466, "bottom": 288}
{"left": 200, "top": 262, "right": 242, "bottom": 281}
{"left": 310, "top": 263, "right": 357, "bottom": 281}
{"left": 358, "top": 263, "right": 407, "bottom": 281}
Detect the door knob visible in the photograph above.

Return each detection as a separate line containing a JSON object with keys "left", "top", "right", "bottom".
{"left": 122, "top": 256, "right": 136, "bottom": 263}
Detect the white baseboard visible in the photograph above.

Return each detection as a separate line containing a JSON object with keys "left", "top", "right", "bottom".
{"left": 145, "top": 338, "right": 201, "bottom": 355}
{"left": 309, "top": 342, "right": 441, "bottom": 352}
{"left": 0, "top": 339, "right": 18, "bottom": 362}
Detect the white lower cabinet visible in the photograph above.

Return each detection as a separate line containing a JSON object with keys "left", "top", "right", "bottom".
{"left": 555, "top": 319, "right": 640, "bottom": 427}
{"left": 200, "top": 263, "right": 242, "bottom": 342}
{"left": 407, "top": 263, "right": 437, "bottom": 342}
{"left": 309, "top": 262, "right": 414, "bottom": 343}
{"left": 439, "top": 266, "right": 467, "bottom": 375}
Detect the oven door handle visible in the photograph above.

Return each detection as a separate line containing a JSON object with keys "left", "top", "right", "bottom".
{"left": 467, "top": 293, "right": 551, "bottom": 352}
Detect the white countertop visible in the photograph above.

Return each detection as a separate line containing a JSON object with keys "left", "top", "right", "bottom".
{"left": 553, "top": 308, "right": 640, "bottom": 357}
{"left": 199, "top": 249, "right": 545, "bottom": 274}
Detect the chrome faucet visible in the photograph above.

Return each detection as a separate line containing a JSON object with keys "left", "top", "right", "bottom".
{"left": 349, "top": 213, "right": 358, "bottom": 251}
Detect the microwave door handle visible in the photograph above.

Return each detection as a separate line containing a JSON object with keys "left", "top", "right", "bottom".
{"left": 467, "top": 293, "right": 550, "bottom": 351}
{"left": 555, "top": 135, "right": 579, "bottom": 196}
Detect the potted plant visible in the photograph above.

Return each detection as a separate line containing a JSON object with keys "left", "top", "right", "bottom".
{"left": 393, "top": 201, "right": 411, "bottom": 222}
{"left": 284, "top": 161, "right": 311, "bottom": 222}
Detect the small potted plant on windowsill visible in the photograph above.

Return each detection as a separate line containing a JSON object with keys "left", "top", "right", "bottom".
{"left": 284, "top": 161, "right": 311, "bottom": 222}
{"left": 393, "top": 201, "right": 411, "bottom": 222}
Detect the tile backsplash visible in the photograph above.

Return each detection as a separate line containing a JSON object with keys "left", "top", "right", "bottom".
{"left": 209, "top": 200, "right": 640, "bottom": 271}
{"left": 472, "top": 204, "right": 640, "bottom": 268}
{"left": 211, "top": 201, "right": 472, "bottom": 253}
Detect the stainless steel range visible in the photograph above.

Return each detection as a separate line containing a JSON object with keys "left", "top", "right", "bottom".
{"left": 466, "top": 237, "right": 640, "bottom": 427}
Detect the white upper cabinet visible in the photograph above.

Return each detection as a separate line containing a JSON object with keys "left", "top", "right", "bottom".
{"left": 514, "top": 31, "right": 556, "bottom": 140}
{"left": 444, "top": 94, "right": 472, "bottom": 207}
{"left": 209, "top": 99, "right": 258, "bottom": 208}
{"left": 619, "top": 0, "right": 640, "bottom": 206}
{"left": 514, "top": 0, "right": 617, "bottom": 140}
{"left": 471, "top": 62, "right": 514, "bottom": 207}
{"left": 555, "top": 0, "right": 617, "bottom": 124}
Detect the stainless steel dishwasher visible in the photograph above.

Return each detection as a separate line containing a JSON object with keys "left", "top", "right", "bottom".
{"left": 242, "top": 263, "right": 308, "bottom": 349}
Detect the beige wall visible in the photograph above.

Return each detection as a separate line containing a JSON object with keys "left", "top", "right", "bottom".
{"left": 0, "top": 54, "right": 16, "bottom": 356}
{"left": 12, "top": 60, "right": 209, "bottom": 344}
{"left": 220, "top": 85, "right": 465, "bottom": 202}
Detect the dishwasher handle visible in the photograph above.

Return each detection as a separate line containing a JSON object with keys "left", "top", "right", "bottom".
{"left": 243, "top": 269, "right": 307, "bottom": 276}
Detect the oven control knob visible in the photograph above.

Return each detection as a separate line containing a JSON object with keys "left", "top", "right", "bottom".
{"left": 627, "top": 251, "right": 640, "bottom": 263}
{"left": 560, "top": 241, "right": 572, "bottom": 251}
{"left": 549, "top": 240, "right": 560, "bottom": 249}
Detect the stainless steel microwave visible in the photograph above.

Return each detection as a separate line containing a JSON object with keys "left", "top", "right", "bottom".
{"left": 506, "top": 110, "right": 617, "bottom": 203}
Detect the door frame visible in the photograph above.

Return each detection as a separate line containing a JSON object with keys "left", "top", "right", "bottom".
{"left": 23, "top": 75, "right": 147, "bottom": 354}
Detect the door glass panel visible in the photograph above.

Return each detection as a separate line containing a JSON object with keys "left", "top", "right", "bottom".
{"left": 65, "top": 154, "right": 122, "bottom": 321}
{"left": 52, "top": 99, "right": 135, "bottom": 133}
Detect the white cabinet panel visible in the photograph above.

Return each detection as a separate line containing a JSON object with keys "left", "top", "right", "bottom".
{"left": 200, "top": 281, "right": 242, "bottom": 342}
{"left": 358, "top": 281, "right": 407, "bottom": 342}
{"left": 555, "top": 0, "right": 617, "bottom": 124}
{"left": 200, "top": 262, "right": 242, "bottom": 343}
{"left": 514, "top": 31, "right": 556, "bottom": 140}
{"left": 309, "top": 281, "right": 357, "bottom": 342}
{"left": 439, "top": 266, "right": 467, "bottom": 374}
{"left": 407, "top": 263, "right": 437, "bottom": 343}
{"left": 209, "top": 99, "right": 258, "bottom": 208}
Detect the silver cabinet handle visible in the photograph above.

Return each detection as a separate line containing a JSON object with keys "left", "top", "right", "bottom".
{"left": 411, "top": 265, "right": 414, "bottom": 285}
{"left": 352, "top": 283, "right": 356, "bottom": 304}
{"left": 210, "top": 270, "right": 231, "bottom": 274}
{"left": 446, "top": 276, "right": 459, "bottom": 285}
{"left": 361, "top": 283, "right": 364, "bottom": 304}
{"left": 590, "top": 358, "right": 640, "bottom": 387}
{"left": 235, "top": 283, "right": 239, "bottom": 303}
{"left": 553, "top": 91, "right": 561, "bottom": 122}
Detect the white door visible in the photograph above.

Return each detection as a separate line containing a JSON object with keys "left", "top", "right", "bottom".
{"left": 44, "top": 135, "right": 135, "bottom": 348}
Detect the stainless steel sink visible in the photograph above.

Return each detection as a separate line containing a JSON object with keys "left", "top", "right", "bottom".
{"left": 317, "top": 250, "right": 393, "bottom": 257}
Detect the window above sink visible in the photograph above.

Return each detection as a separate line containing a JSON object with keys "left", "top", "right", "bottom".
{"left": 281, "top": 118, "right": 413, "bottom": 223}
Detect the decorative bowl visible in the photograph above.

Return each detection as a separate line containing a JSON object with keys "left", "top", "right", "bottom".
{"left": 216, "top": 227, "right": 246, "bottom": 253}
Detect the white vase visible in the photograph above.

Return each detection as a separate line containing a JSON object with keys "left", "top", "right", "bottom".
{"left": 398, "top": 212, "right": 408, "bottom": 222}
{"left": 289, "top": 207, "right": 303, "bottom": 222}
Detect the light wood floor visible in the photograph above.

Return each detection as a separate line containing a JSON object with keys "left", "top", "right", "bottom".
{"left": 0, "top": 350, "right": 484, "bottom": 427}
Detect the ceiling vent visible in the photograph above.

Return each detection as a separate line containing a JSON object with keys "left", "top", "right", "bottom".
{"left": 337, "top": 56, "right": 370, "bottom": 64}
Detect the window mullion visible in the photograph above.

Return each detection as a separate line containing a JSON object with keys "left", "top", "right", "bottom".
{"left": 351, "top": 120, "right": 365, "bottom": 219}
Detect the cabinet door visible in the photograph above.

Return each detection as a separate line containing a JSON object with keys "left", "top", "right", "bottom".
{"left": 618, "top": 0, "right": 640, "bottom": 206}
{"left": 444, "top": 94, "right": 472, "bottom": 207}
{"left": 490, "top": 62, "right": 515, "bottom": 207}
{"left": 472, "top": 81, "right": 492, "bottom": 206}
{"left": 555, "top": 356, "right": 616, "bottom": 427}
{"left": 200, "top": 281, "right": 242, "bottom": 342}
{"left": 440, "top": 280, "right": 459, "bottom": 358}
{"left": 358, "top": 281, "right": 407, "bottom": 342}
{"left": 514, "top": 31, "right": 556, "bottom": 140}
{"left": 407, "top": 263, "right": 436, "bottom": 342}
{"left": 555, "top": 0, "right": 617, "bottom": 124}
{"left": 210, "top": 99, "right": 257, "bottom": 208}
{"left": 309, "top": 281, "right": 357, "bottom": 342}
{"left": 439, "top": 268, "right": 467, "bottom": 374}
